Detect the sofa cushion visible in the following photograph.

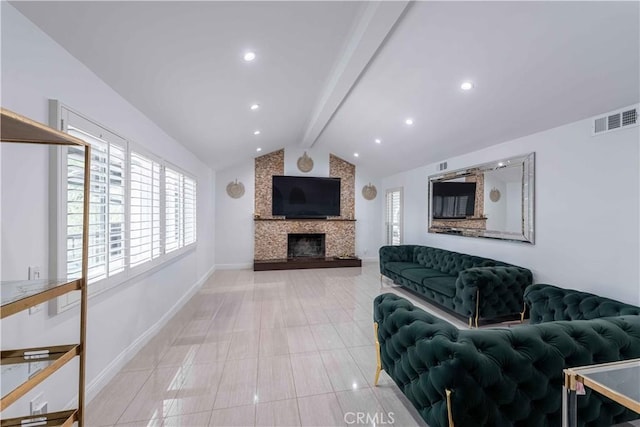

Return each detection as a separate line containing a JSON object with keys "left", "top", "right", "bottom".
{"left": 422, "top": 276, "right": 457, "bottom": 298}
{"left": 385, "top": 262, "right": 422, "bottom": 275}
{"left": 402, "top": 268, "right": 451, "bottom": 285}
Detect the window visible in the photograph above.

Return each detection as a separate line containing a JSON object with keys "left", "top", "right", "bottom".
{"left": 53, "top": 103, "right": 197, "bottom": 309}
{"left": 65, "top": 117, "right": 127, "bottom": 284}
{"left": 165, "top": 167, "right": 183, "bottom": 253}
{"left": 130, "top": 151, "right": 161, "bottom": 267}
{"left": 385, "top": 188, "right": 403, "bottom": 245}
{"left": 184, "top": 177, "right": 197, "bottom": 246}
{"left": 165, "top": 167, "right": 197, "bottom": 252}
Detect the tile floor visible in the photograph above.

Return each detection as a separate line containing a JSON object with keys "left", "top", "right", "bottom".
{"left": 86, "top": 263, "right": 443, "bottom": 427}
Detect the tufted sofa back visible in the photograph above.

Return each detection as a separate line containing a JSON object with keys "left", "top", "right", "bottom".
{"left": 525, "top": 283, "right": 640, "bottom": 324}
{"left": 412, "top": 246, "right": 499, "bottom": 275}
{"left": 374, "top": 293, "right": 640, "bottom": 427}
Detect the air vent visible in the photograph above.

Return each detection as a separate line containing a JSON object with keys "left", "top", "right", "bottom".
{"left": 593, "top": 105, "right": 639, "bottom": 135}
{"left": 438, "top": 161, "right": 448, "bottom": 171}
{"left": 622, "top": 109, "right": 637, "bottom": 126}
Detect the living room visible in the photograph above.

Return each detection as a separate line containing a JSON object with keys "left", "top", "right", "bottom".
{"left": 1, "top": 1, "right": 639, "bottom": 426}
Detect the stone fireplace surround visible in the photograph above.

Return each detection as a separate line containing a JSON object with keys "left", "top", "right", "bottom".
{"left": 254, "top": 149, "right": 357, "bottom": 263}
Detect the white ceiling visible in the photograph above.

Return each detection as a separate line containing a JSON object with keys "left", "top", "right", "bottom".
{"left": 11, "top": 1, "right": 640, "bottom": 177}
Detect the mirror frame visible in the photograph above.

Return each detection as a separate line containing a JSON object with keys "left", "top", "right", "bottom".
{"left": 427, "top": 152, "right": 535, "bottom": 244}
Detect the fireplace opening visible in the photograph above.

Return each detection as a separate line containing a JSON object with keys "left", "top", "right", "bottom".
{"left": 288, "top": 233, "right": 326, "bottom": 259}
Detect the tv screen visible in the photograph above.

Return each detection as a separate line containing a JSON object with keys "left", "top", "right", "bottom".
{"left": 432, "top": 182, "right": 476, "bottom": 219}
{"left": 272, "top": 176, "right": 341, "bottom": 218}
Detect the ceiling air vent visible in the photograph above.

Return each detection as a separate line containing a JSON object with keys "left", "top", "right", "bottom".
{"left": 593, "top": 105, "right": 639, "bottom": 135}
{"left": 438, "top": 161, "right": 448, "bottom": 171}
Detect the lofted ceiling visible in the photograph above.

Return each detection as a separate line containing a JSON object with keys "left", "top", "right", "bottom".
{"left": 10, "top": 1, "right": 640, "bottom": 177}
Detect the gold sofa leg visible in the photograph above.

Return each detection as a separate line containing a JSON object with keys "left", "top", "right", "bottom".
{"left": 469, "top": 290, "right": 480, "bottom": 328}
{"left": 446, "top": 389, "right": 455, "bottom": 427}
{"left": 520, "top": 302, "right": 527, "bottom": 323}
{"left": 374, "top": 322, "right": 382, "bottom": 386}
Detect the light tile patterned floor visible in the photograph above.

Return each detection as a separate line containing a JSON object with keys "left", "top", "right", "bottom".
{"left": 86, "top": 263, "right": 443, "bottom": 427}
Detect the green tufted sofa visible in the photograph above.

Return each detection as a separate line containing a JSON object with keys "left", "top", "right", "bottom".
{"left": 373, "top": 284, "right": 640, "bottom": 427}
{"left": 379, "top": 245, "right": 532, "bottom": 326}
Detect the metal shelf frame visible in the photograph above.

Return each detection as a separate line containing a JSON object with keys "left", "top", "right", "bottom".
{"left": 1, "top": 107, "right": 90, "bottom": 426}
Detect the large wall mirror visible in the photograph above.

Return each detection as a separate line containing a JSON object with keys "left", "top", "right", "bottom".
{"left": 428, "top": 152, "right": 535, "bottom": 243}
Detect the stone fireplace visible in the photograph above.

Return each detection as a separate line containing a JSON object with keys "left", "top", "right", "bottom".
{"left": 254, "top": 150, "right": 359, "bottom": 269}
{"left": 288, "top": 233, "right": 325, "bottom": 259}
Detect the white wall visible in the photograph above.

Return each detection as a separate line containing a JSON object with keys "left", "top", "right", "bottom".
{"left": 214, "top": 148, "right": 383, "bottom": 267}
{"left": 284, "top": 147, "right": 330, "bottom": 177}
{"left": 0, "top": 3, "right": 215, "bottom": 417}
{"left": 214, "top": 161, "right": 255, "bottom": 269}
{"left": 505, "top": 181, "right": 522, "bottom": 233}
{"left": 355, "top": 166, "right": 383, "bottom": 260}
{"left": 382, "top": 110, "right": 640, "bottom": 305}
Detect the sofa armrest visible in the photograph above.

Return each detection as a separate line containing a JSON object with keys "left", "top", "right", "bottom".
{"left": 456, "top": 266, "right": 533, "bottom": 320}
{"left": 373, "top": 294, "right": 459, "bottom": 368}
{"left": 373, "top": 293, "right": 459, "bottom": 425}
{"left": 379, "top": 245, "right": 417, "bottom": 274}
{"left": 524, "top": 283, "right": 640, "bottom": 324}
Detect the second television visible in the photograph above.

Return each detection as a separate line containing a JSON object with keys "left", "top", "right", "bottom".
{"left": 272, "top": 176, "right": 341, "bottom": 218}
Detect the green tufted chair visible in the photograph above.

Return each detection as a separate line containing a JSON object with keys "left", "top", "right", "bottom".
{"left": 373, "top": 287, "right": 640, "bottom": 427}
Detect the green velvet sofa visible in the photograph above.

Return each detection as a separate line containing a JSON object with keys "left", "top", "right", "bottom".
{"left": 373, "top": 284, "right": 640, "bottom": 427}
{"left": 379, "top": 245, "right": 532, "bottom": 326}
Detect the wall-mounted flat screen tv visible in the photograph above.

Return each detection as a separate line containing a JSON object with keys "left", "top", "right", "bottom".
{"left": 432, "top": 182, "right": 476, "bottom": 219}
{"left": 272, "top": 176, "right": 341, "bottom": 218}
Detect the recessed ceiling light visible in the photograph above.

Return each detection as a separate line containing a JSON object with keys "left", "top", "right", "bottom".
{"left": 405, "top": 118, "right": 414, "bottom": 125}
{"left": 354, "top": 152, "right": 359, "bottom": 157}
{"left": 256, "top": 147, "right": 262, "bottom": 152}
{"left": 375, "top": 138, "right": 381, "bottom": 144}
{"left": 243, "top": 51, "right": 256, "bottom": 62}
{"left": 250, "top": 104, "right": 260, "bottom": 110}
{"left": 461, "top": 81, "right": 474, "bottom": 91}
{"left": 253, "top": 130, "right": 261, "bottom": 135}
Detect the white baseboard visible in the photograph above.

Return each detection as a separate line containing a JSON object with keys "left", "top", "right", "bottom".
{"left": 360, "top": 257, "right": 379, "bottom": 263}
{"left": 215, "top": 263, "right": 253, "bottom": 270}
{"left": 66, "top": 264, "right": 215, "bottom": 409}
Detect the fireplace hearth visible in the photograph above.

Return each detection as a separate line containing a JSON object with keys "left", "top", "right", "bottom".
{"left": 288, "top": 233, "right": 326, "bottom": 259}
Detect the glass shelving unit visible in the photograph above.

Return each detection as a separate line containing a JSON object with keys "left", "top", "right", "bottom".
{"left": 1, "top": 107, "right": 91, "bottom": 426}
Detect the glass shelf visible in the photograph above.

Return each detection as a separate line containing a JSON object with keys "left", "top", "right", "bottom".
{"left": 1, "top": 345, "right": 79, "bottom": 410}
{"left": 1, "top": 409, "right": 77, "bottom": 427}
{"left": 1, "top": 279, "right": 82, "bottom": 319}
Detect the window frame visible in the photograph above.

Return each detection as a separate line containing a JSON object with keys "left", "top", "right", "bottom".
{"left": 49, "top": 101, "right": 198, "bottom": 314}
{"left": 385, "top": 187, "right": 403, "bottom": 246}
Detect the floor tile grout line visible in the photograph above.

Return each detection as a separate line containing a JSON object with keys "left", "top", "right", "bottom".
{"left": 285, "top": 353, "right": 304, "bottom": 427}
{"left": 99, "top": 265, "right": 426, "bottom": 427}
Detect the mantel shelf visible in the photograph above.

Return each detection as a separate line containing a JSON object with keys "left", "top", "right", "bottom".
{"left": 254, "top": 218, "right": 356, "bottom": 222}
{"left": 432, "top": 217, "right": 487, "bottom": 222}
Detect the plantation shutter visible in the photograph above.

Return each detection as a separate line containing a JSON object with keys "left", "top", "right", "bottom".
{"left": 130, "top": 152, "right": 162, "bottom": 267}
{"left": 165, "top": 167, "right": 183, "bottom": 253}
{"left": 385, "top": 188, "right": 403, "bottom": 245}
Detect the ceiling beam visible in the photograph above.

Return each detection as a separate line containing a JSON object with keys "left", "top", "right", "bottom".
{"left": 299, "top": 0, "right": 411, "bottom": 149}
